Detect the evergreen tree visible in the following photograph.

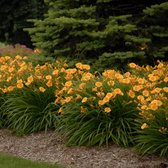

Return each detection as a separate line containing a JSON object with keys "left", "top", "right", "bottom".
{"left": 27, "top": 0, "right": 167, "bottom": 70}
{"left": 140, "top": 2, "right": 168, "bottom": 64}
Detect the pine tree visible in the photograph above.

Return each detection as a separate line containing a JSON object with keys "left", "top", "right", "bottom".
{"left": 140, "top": 2, "right": 168, "bottom": 63}
{"left": 27, "top": 0, "right": 167, "bottom": 70}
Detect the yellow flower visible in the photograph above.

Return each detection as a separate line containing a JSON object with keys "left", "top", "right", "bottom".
{"left": 151, "top": 100, "right": 163, "bottom": 107}
{"left": 103, "top": 96, "right": 110, "bottom": 103}
{"left": 105, "top": 93, "right": 113, "bottom": 99}
{"left": 142, "top": 90, "right": 149, "bottom": 97}
{"left": 146, "top": 96, "right": 152, "bottom": 102}
{"left": 127, "top": 90, "right": 135, "bottom": 98}
{"left": 135, "top": 65, "right": 142, "bottom": 71}
{"left": 82, "top": 97, "right": 88, "bottom": 103}
{"left": 20, "top": 62, "right": 26, "bottom": 67}
{"left": 17, "top": 79, "right": 23, "bottom": 84}
{"left": 98, "top": 100, "right": 105, "bottom": 106}
{"left": 27, "top": 75, "right": 34, "bottom": 83}
{"left": 37, "top": 76, "right": 43, "bottom": 79}
{"left": 164, "top": 77, "right": 168, "bottom": 82}
{"left": 8, "top": 67, "right": 15, "bottom": 73}
{"left": 46, "top": 80, "right": 53, "bottom": 87}
{"left": 1, "top": 65, "right": 8, "bottom": 71}
{"left": 15, "top": 55, "right": 22, "bottom": 60}
{"left": 61, "top": 67, "right": 65, "bottom": 72}
{"left": 65, "top": 81, "right": 72, "bottom": 87}
{"left": 7, "top": 86, "right": 15, "bottom": 92}
{"left": 7, "top": 77, "right": 12, "bottom": 82}
{"left": 113, "top": 88, "right": 124, "bottom": 96}
{"left": 102, "top": 70, "right": 115, "bottom": 78}
{"left": 45, "top": 75, "right": 52, "bottom": 80}
{"left": 140, "top": 105, "right": 148, "bottom": 110}
{"left": 163, "top": 87, "right": 168, "bottom": 93}
{"left": 141, "top": 123, "right": 149, "bottom": 129}
{"left": 104, "top": 107, "right": 111, "bottom": 113}
{"left": 65, "top": 96, "right": 73, "bottom": 103}
{"left": 115, "top": 73, "right": 123, "bottom": 80}
{"left": 39, "top": 87, "right": 46, "bottom": 92}
{"left": 137, "top": 95, "right": 145, "bottom": 102}
{"left": 65, "top": 74, "right": 73, "bottom": 80}
{"left": 52, "top": 70, "right": 59, "bottom": 76}
{"left": 129, "top": 63, "right": 137, "bottom": 68}
{"left": 17, "top": 83, "right": 24, "bottom": 89}
{"left": 157, "top": 62, "right": 164, "bottom": 69}
{"left": 95, "top": 82, "right": 102, "bottom": 88}
{"left": 148, "top": 74, "right": 159, "bottom": 82}
{"left": 120, "top": 78, "right": 130, "bottom": 84}
{"left": 124, "top": 72, "right": 131, "bottom": 77}
{"left": 151, "top": 88, "right": 162, "bottom": 94}
{"left": 81, "top": 73, "right": 94, "bottom": 81}
{"left": 25, "top": 81, "right": 31, "bottom": 86}
{"left": 149, "top": 103, "right": 158, "bottom": 111}
{"left": 133, "top": 85, "right": 143, "bottom": 92}
{"left": 75, "top": 63, "right": 83, "bottom": 69}
{"left": 1, "top": 88, "right": 7, "bottom": 93}
{"left": 66, "top": 68, "right": 77, "bottom": 74}
{"left": 137, "top": 78, "right": 146, "bottom": 84}
{"left": 107, "top": 80, "right": 115, "bottom": 86}
{"left": 83, "top": 64, "right": 90, "bottom": 71}
{"left": 148, "top": 100, "right": 162, "bottom": 111}
{"left": 92, "top": 87, "right": 98, "bottom": 92}
{"left": 96, "top": 92, "right": 105, "bottom": 98}
{"left": 4, "top": 56, "right": 11, "bottom": 60}
{"left": 76, "top": 94, "right": 82, "bottom": 99}
{"left": 79, "top": 83, "right": 86, "bottom": 89}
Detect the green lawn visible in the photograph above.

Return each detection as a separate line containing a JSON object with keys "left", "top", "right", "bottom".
{"left": 0, "top": 153, "right": 65, "bottom": 168}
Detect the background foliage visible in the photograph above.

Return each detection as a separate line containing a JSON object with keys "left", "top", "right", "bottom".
{"left": 0, "top": 0, "right": 47, "bottom": 47}
{"left": 27, "top": 0, "right": 168, "bottom": 70}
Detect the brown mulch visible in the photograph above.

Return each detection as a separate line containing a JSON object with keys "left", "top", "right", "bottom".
{"left": 0, "top": 129, "right": 167, "bottom": 168}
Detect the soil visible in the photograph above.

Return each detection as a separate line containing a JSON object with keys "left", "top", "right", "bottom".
{"left": 0, "top": 129, "right": 167, "bottom": 168}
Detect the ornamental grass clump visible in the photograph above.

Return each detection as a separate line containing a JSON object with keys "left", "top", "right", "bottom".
{"left": 135, "top": 91, "right": 168, "bottom": 156}
{"left": 57, "top": 64, "right": 140, "bottom": 147}
{"left": 2, "top": 87, "right": 59, "bottom": 135}
{"left": 0, "top": 56, "right": 68, "bottom": 134}
{"left": 128, "top": 62, "right": 168, "bottom": 156}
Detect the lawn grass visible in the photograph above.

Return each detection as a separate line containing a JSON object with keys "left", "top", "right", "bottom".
{"left": 0, "top": 153, "right": 65, "bottom": 168}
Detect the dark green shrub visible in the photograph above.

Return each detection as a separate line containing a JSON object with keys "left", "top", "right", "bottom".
{"left": 27, "top": 0, "right": 167, "bottom": 70}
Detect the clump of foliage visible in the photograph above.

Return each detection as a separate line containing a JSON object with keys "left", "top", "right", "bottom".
{"left": 57, "top": 64, "right": 140, "bottom": 146}
{"left": 128, "top": 62, "right": 168, "bottom": 156}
